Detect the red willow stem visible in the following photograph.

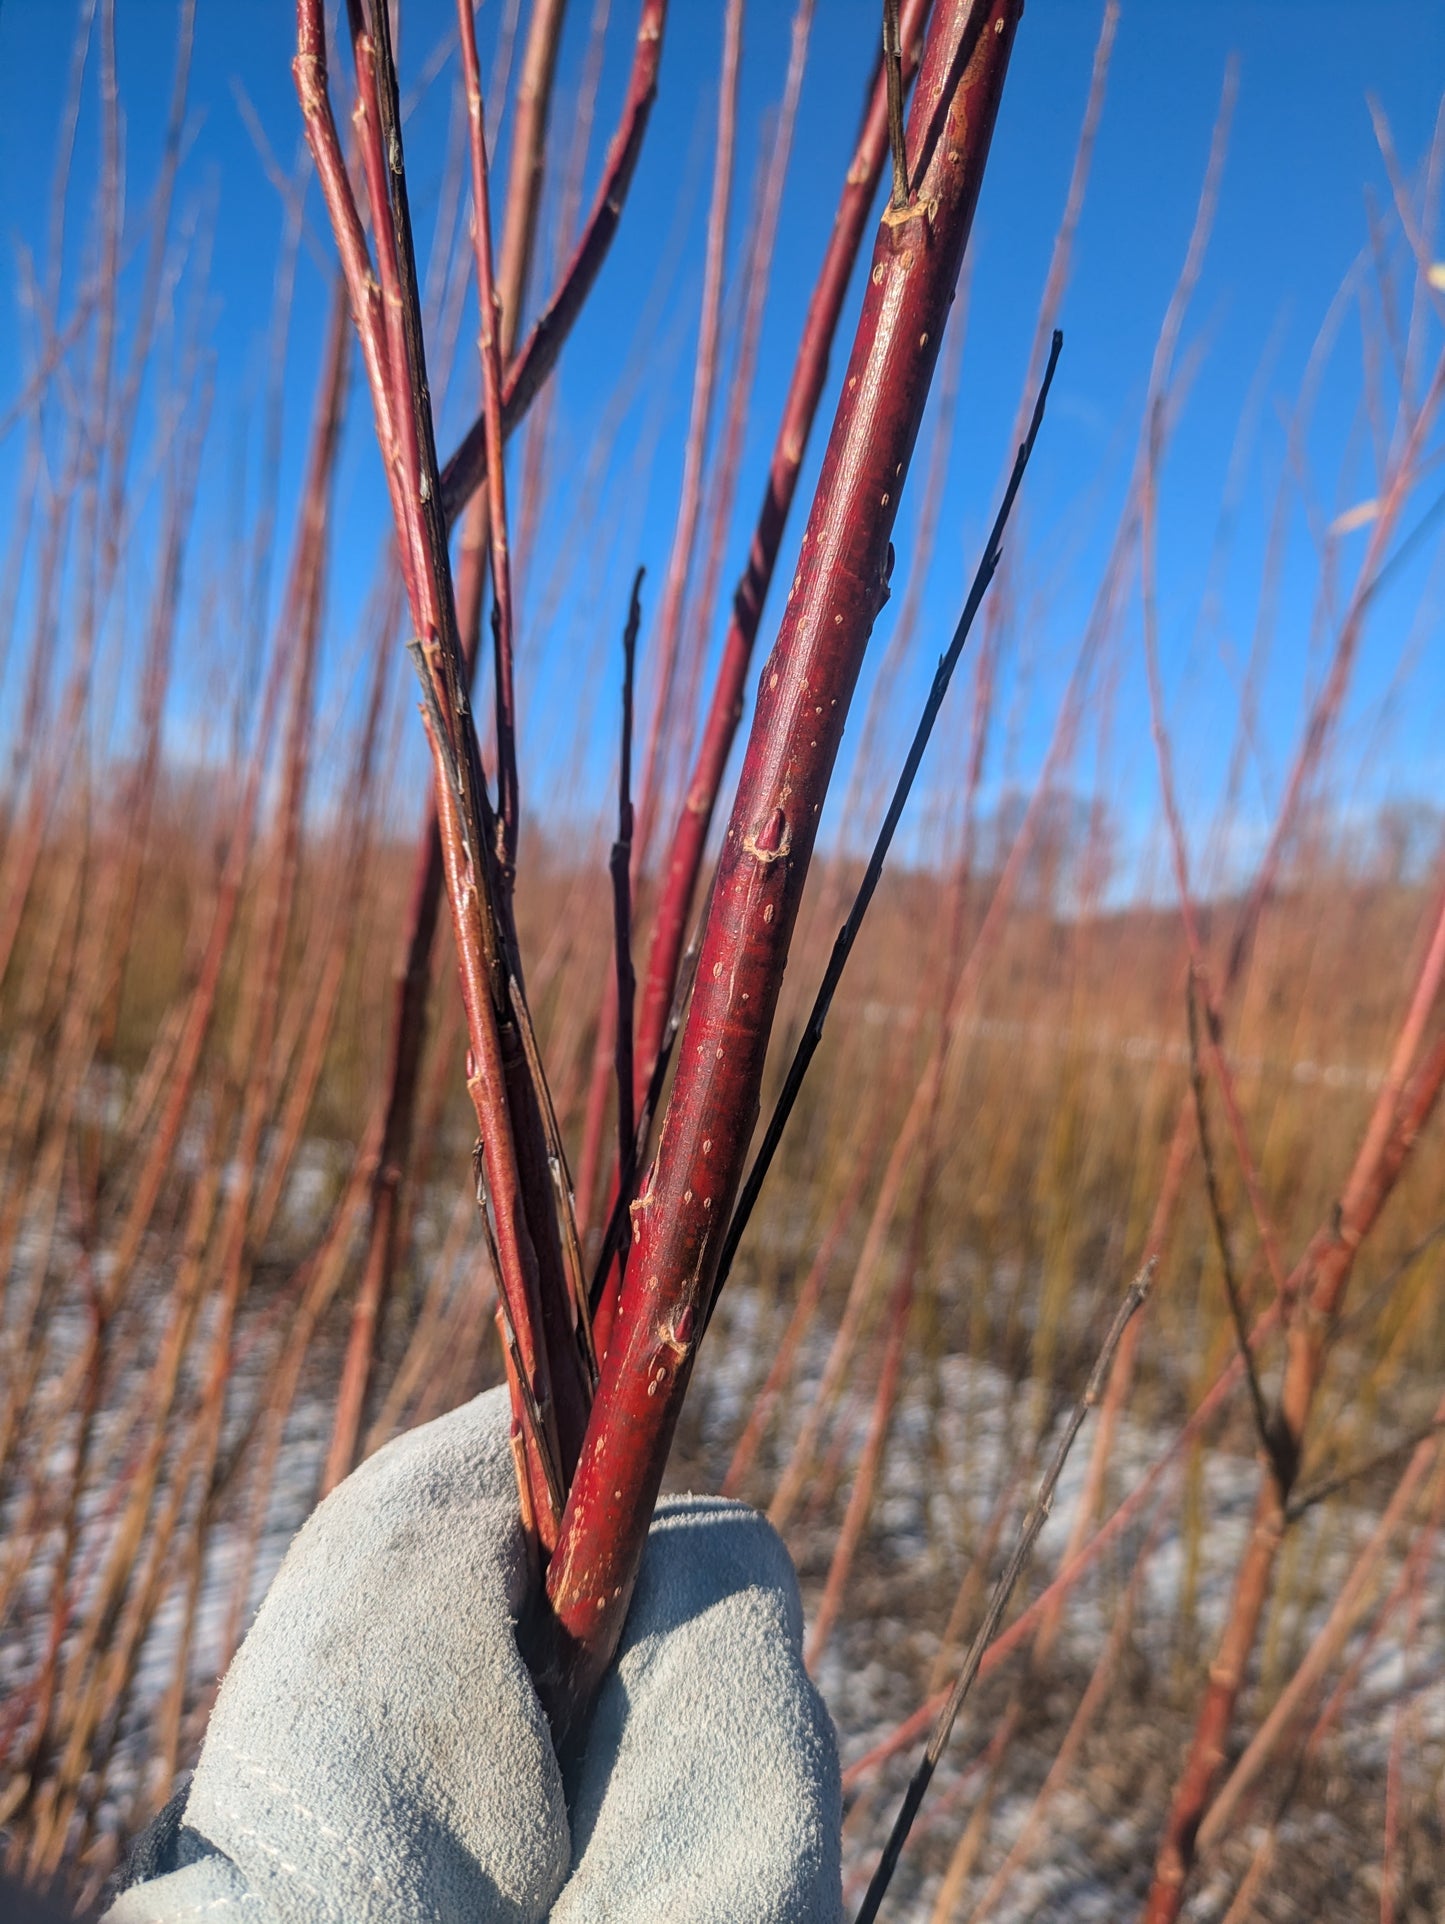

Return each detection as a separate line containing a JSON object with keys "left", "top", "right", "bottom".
{"left": 439, "top": 0, "right": 668, "bottom": 526}
{"left": 582, "top": 0, "right": 931, "bottom": 1283}
{"left": 296, "top": 0, "right": 584, "bottom": 1540}
{"left": 1142, "top": 920, "right": 1445, "bottom": 1920}
{"left": 456, "top": 0, "right": 567, "bottom": 652}
{"left": 826, "top": 260, "right": 968, "bottom": 852}
{"left": 629, "top": 0, "right": 933, "bottom": 1119}
{"left": 329, "top": 0, "right": 651, "bottom": 1488}
{"left": 574, "top": 0, "right": 744, "bottom": 1231}
{"left": 541, "top": 0, "right": 1025, "bottom": 1727}
{"left": 326, "top": 0, "right": 571, "bottom": 1491}
{"left": 514, "top": 0, "right": 613, "bottom": 583}
{"left": 373, "top": 0, "right": 593, "bottom": 1496}
{"left": 760, "top": 0, "right": 1105, "bottom": 1540}
{"left": 496, "top": 0, "right": 567, "bottom": 343}
{"left": 632, "top": 0, "right": 744, "bottom": 867}
{"left": 585, "top": 889, "right": 712, "bottom": 1349}
{"left": 670, "top": 0, "right": 815, "bottom": 827}
{"left": 1199, "top": 1381, "right": 1445, "bottom": 1852}
{"left": 709, "top": 332, "right": 1061, "bottom": 1321}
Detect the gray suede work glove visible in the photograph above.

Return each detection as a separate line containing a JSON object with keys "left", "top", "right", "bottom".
{"left": 104, "top": 1386, "right": 842, "bottom": 1923}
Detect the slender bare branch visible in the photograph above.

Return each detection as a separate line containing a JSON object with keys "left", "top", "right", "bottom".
{"left": 855, "top": 1263, "right": 1154, "bottom": 1924}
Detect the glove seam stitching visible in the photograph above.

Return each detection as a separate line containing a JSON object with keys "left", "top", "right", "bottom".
{"left": 209, "top": 1737, "right": 393, "bottom": 1904}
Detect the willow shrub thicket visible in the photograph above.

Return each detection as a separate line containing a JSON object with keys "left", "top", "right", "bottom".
{"left": 1, "top": 4, "right": 1443, "bottom": 1919}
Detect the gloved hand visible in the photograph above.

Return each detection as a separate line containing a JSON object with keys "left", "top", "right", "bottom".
{"left": 103, "top": 1385, "right": 842, "bottom": 1923}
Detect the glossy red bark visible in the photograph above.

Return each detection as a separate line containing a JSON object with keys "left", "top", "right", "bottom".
{"left": 629, "top": 0, "right": 933, "bottom": 1114}
{"left": 543, "top": 0, "right": 1024, "bottom": 1723}
{"left": 586, "top": 0, "right": 931, "bottom": 1358}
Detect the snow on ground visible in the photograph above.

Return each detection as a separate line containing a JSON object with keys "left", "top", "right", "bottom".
{"left": 4, "top": 1210, "right": 1442, "bottom": 1917}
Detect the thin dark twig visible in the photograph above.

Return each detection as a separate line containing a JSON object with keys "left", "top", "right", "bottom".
{"left": 612, "top": 570, "right": 644, "bottom": 1197}
{"left": 508, "top": 969, "right": 598, "bottom": 1383}
{"left": 710, "top": 330, "right": 1063, "bottom": 1325}
{"left": 588, "top": 887, "right": 711, "bottom": 1311}
{"left": 883, "top": 0, "right": 908, "bottom": 207}
{"left": 473, "top": 1141, "right": 565, "bottom": 1520}
{"left": 455, "top": 0, "right": 521, "bottom": 879}
{"left": 1287, "top": 1417, "right": 1445, "bottom": 1522}
{"left": 855, "top": 1259, "right": 1154, "bottom": 1924}
{"left": 1330, "top": 1216, "right": 1445, "bottom": 1346}
{"left": 501, "top": 1326, "right": 565, "bottom": 1523}
{"left": 471, "top": 1137, "right": 507, "bottom": 1301}
{"left": 1187, "top": 970, "right": 1279, "bottom": 1480}
{"left": 406, "top": 640, "right": 462, "bottom": 797}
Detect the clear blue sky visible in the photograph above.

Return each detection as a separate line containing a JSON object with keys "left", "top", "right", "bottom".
{"left": 1, "top": 1, "right": 1442, "bottom": 895}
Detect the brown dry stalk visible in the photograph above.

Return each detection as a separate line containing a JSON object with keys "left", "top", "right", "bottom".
{"left": 497, "top": 0, "right": 567, "bottom": 344}
{"left": 220, "top": 1142, "right": 385, "bottom": 1675}
{"left": 91, "top": 298, "right": 352, "bottom": 1847}
{"left": 320, "top": 840, "right": 446, "bottom": 1492}
{"left": 366, "top": 1182, "right": 496, "bottom": 1455}
{"left": 769, "top": 1070, "right": 926, "bottom": 1531}
{"left": 6, "top": 276, "right": 350, "bottom": 1859}
{"left": 927, "top": 1708, "right": 1019, "bottom": 1922}
{"left": 1039, "top": 64, "right": 1311, "bottom": 1655}
{"left": 1141, "top": 394, "right": 1292, "bottom": 1307}
{"left": 514, "top": 0, "right": 613, "bottom": 583}
{"left": 1186, "top": 977, "right": 1277, "bottom": 1469}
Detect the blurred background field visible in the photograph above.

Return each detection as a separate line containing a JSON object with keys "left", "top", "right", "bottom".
{"left": 1, "top": 2, "right": 1443, "bottom": 1916}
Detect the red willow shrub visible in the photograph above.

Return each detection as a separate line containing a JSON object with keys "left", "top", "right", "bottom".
{"left": 295, "top": 0, "right": 1023, "bottom": 1740}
